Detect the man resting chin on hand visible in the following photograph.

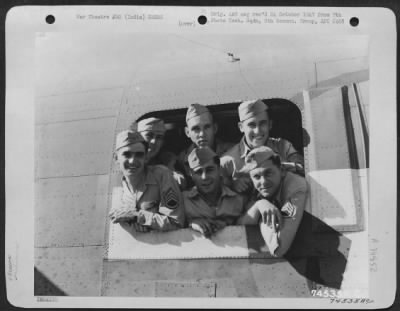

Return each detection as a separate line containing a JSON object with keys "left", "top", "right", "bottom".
{"left": 237, "top": 146, "right": 308, "bottom": 257}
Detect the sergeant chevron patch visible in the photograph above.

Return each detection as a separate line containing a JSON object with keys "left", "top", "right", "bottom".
{"left": 164, "top": 188, "right": 178, "bottom": 209}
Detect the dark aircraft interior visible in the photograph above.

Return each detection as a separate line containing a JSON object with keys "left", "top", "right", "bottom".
{"left": 136, "top": 98, "right": 305, "bottom": 156}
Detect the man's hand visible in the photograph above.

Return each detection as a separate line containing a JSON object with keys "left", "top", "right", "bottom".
{"left": 255, "top": 199, "right": 282, "bottom": 231}
{"left": 190, "top": 219, "right": 226, "bottom": 237}
{"left": 173, "top": 171, "right": 187, "bottom": 190}
{"left": 120, "top": 221, "right": 150, "bottom": 233}
{"left": 109, "top": 208, "right": 139, "bottom": 224}
{"left": 131, "top": 222, "right": 150, "bottom": 233}
{"left": 232, "top": 177, "right": 252, "bottom": 193}
{"left": 210, "top": 219, "right": 226, "bottom": 232}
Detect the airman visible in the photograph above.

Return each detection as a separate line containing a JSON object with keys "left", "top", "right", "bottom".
{"left": 183, "top": 147, "right": 244, "bottom": 237}
{"left": 220, "top": 99, "right": 304, "bottom": 194}
{"left": 179, "top": 103, "right": 233, "bottom": 186}
{"left": 135, "top": 117, "right": 186, "bottom": 189}
{"left": 237, "top": 146, "right": 308, "bottom": 257}
{"left": 109, "top": 130, "right": 185, "bottom": 232}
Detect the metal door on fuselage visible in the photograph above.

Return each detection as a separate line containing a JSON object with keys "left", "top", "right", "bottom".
{"left": 302, "top": 82, "right": 369, "bottom": 232}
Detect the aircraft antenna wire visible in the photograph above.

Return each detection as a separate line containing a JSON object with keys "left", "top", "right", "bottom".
{"left": 173, "top": 34, "right": 259, "bottom": 98}
{"left": 238, "top": 61, "right": 259, "bottom": 98}
{"left": 172, "top": 34, "right": 230, "bottom": 54}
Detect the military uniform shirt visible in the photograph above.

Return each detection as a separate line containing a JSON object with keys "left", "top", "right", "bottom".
{"left": 183, "top": 185, "right": 244, "bottom": 225}
{"left": 220, "top": 137, "right": 304, "bottom": 182}
{"left": 246, "top": 171, "right": 308, "bottom": 257}
{"left": 119, "top": 165, "right": 185, "bottom": 231}
{"left": 147, "top": 151, "right": 187, "bottom": 190}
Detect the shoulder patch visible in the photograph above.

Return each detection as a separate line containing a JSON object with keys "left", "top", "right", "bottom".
{"left": 163, "top": 187, "right": 179, "bottom": 209}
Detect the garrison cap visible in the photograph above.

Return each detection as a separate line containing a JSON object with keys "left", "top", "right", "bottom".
{"left": 188, "top": 147, "right": 218, "bottom": 170}
{"left": 186, "top": 103, "right": 211, "bottom": 123}
{"left": 137, "top": 117, "right": 166, "bottom": 134}
{"left": 241, "top": 146, "right": 277, "bottom": 173}
{"left": 238, "top": 99, "right": 268, "bottom": 122}
{"left": 115, "top": 130, "right": 145, "bottom": 151}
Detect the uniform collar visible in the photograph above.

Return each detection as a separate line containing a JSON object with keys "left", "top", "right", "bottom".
{"left": 186, "top": 186, "right": 199, "bottom": 199}
{"left": 187, "top": 184, "right": 237, "bottom": 199}
{"left": 221, "top": 184, "right": 239, "bottom": 197}
{"left": 122, "top": 167, "right": 157, "bottom": 192}
{"left": 239, "top": 137, "right": 253, "bottom": 159}
{"left": 214, "top": 138, "right": 226, "bottom": 155}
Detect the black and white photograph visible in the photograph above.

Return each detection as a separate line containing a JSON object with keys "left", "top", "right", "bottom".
{"left": 5, "top": 6, "right": 396, "bottom": 308}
